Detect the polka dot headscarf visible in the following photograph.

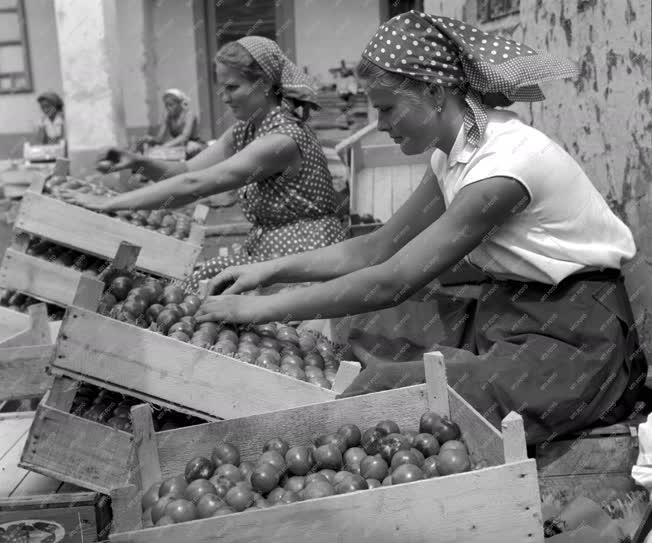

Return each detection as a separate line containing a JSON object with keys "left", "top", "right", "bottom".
{"left": 238, "top": 36, "right": 320, "bottom": 111}
{"left": 362, "top": 10, "right": 579, "bottom": 147}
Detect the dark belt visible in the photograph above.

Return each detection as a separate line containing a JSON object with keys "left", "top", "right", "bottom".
{"left": 562, "top": 267, "right": 622, "bottom": 284}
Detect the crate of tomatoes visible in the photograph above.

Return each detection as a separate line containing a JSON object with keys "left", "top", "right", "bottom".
{"left": 8, "top": 159, "right": 207, "bottom": 282}
{"left": 105, "top": 353, "right": 543, "bottom": 543}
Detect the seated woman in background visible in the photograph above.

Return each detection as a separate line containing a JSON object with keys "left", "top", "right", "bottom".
{"left": 62, "top": 37, "right": 346, "bottom": 293}
{"left": 36, "top": 92, "right": 65, "bottom": 145}
{"left": 139, "top": 89, "right": 206, "bottom": 159}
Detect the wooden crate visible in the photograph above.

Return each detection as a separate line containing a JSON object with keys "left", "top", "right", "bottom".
{"left": 0, "top": 411, "right": 112, "bottom": 542}
{"left": 0, "top": 304, "right": 60, "bottom": 402}
{"left": 10, "top": 161, "right": 207, "bottom": 280}
{"left": 536, "top": 420, "right": 644, "bottom": 513}
{"left": 108, "top": 353, "right": 544, "bottom": 542}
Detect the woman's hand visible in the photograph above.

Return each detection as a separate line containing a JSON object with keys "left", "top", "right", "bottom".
{"left": 58, "top": 190, "right": 112, "bottom": 211}
{"left": 96, "top": 147, "right": 139, "bottom": 173}
{"left": 207, "top": 262, "right": 277, "bottom": 295}
{"left": 195, "top": 295, "right": 264, "bottom": 324}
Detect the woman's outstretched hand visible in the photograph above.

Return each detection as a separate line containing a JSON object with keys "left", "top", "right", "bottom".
{"left": 207, "top": 262, "right": 276, "bottom": 295}
{"left": 195, "top": 295, "right": 261, "bottom": 324}
{"left": 58, "top": 190, "right": 112, "bottom": 211}
{"left": 96, "top": 147, "right": 138, "bottom": 173}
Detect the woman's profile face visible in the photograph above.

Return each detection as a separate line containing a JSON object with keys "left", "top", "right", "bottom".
{"left": 39, "top": 100, "right": 56, "bottom": 118}
{"left": 163, "top": 96, "right": 182, "bottom": 117}
{"left": 366, "top": 85, "right": 442, "bottom": 155}
{"left": 215, "top": 62, "right": 269, "bottom": 121}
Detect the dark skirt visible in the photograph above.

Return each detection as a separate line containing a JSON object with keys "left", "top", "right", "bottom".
{"left": 340, "top": 269, "right": 647, "bottom": 445}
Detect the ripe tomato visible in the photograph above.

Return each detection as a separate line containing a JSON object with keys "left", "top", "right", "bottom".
{"left": 437, "top": 449, "right": 471, "bottom": 475}
{"left": 440, "top": 440, "right": 468, "bottom": 454}
{"left": 378, "top": 433, "right": 411, "bottom": 463}
{"left": 303, "top": 352, "right": 324, "bottom": 369}
{"left": 280, "top": 353, "right": 305, "bottom": 369}
{"left": 413, "top": 433, "right": 440, "bottom": 457}
{"left": 314, "top": 444, "right": 343, "bottom": 470}
{"left": 419, "top": 411, "right": 443, "bottom": 434}
{"left": 298, "top": 333, "right": 316, "bottom": 354}
{"left": 285, "top": 446, "right": 314, "bottom": 475}
{"left": 390, "top": 449, "right": 423, "bottom": 471}
{"left": 211, "top": 442, "right": 240, "bottom": 467}
{"left": 360, "top": 455, "right": 388, "bottom": 481}
{"left": 165, "top": 498, "right": 198, "bottom": 523}
{"left": 184, "top": 479, "right": 217, "bottom": 504}
{"left": 141, "top": 482, "right": 161, "bottom": 511}
{"left": 422, "top": 456, "right": 440, "bottom": 478}
{"left": 150, "top": 496, "right": 173, "bottom": 523}
{"left": 315, "top": 433, "right": 347, "bottom": 454}
{"left": 159, "top": 475, "right": 188, "bottom": 499}
{"left": 251, "top": 462, "right": 281, "bottom": 494}
{"left": 391, "top": 464, "right": 424, "bottom": 485}
{"left": 376, "top": 420, "right": 400, "bottom": 435}
{"left": 343, "top": 447, "right": 367, "bottom": 469}
{"left": 196, "top": 493, "right": 224, "bottom": 518}
{"left": 334, "top": 474, "right": 368, "bottom": 494}
{"left": 214, "top": 464, "right": 242, "bottom": 484}
{"left": 361, "top": 427, "right": 387, "bottom": 455}
{"left": 257, "top": 450, "right": 286, "bottom": 474}
{"left": 266, "top": 486, "right": 286, "bottom": 504}
{"left": 338, "top": 424, "right": 362, "bottom": 449}
{"left": 225, "top": 486, "right": 255, "bottom": 512}
{"left": 434, "top": 419, "right": 462, "bottom": 444}
{"left": 301, "top": 481, "right": 334, "bottom": 500}
{"left": 366, "top": 478, "right": 381, "bottom": 489}
{"left": 239, "top": 331, "right": 260, "bottom": 345}
{"left": 110, "top": 276, "right": 132, "bottom": 301}
{"left": 284, "top": 475, "right": 306, "bottom": 493}
{"left": 155, "top": 515, "right": 175, "bottom": 526}
{"left": 162, "top": 285, "right": 185, "bottom": 305}
{"left": 263, "top": 437, "right": 290, "bottom": 457}
{"left": 319, "top": 469, "right": 337, "bottom": 484}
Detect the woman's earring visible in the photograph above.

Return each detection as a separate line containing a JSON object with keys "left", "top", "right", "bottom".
{"left": 435, "top": 105, "right": 442, "bottom": 113}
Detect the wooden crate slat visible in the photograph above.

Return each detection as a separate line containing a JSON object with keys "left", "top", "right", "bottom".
{"left": 0, "top": 303, "right": 51, "bottom": 348}
{"left": 53, "top": 307, "right": 341, "bottom": 419}
{"left": 0, "top": 306, "right": 30, "bottom": 341}
{"left": 19, "top": 400, "right": 135, "bottom": 493}
{"left": 15, "top": 192, "right": 201, "bottom": 279}
{"left": 536, "top": 435, "right": 638, "bottom": 476}
{"left": 0, "top": 416, "right": 34, "bottom": 496}
{"left": 110, "top": 460, "right": 541, "bottom": 543}
{"left": 8, "top": 470, "right": 62, "bottom": 497}
{"left": 0, "top": 344, "right": 54, "bottom": 401}
{"left": 0, "top": 248, "right": 83, "bottom": 306}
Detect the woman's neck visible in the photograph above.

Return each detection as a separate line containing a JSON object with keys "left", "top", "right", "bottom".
{"left": 250, "top": 99, "right": 281, "bottom": 129}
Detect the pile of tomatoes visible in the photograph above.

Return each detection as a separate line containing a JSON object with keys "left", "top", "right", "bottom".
{"left": 24, "top": 236, "right": 108, "bottom": 277}
{"left": 100, "top": 275, "right": 342, "bottom": 389}
{"left": 0, "top": 289, "right": 65, "bottom": 320}
{"left": 142, "top": 411, "right": 472, "bottom": 526}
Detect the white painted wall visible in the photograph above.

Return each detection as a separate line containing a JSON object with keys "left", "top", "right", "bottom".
{"left": 0, "top": 0, "right": 62, "bottom": 136}
{"left": 293, "top": 0, "right": 381, "bottom": 86}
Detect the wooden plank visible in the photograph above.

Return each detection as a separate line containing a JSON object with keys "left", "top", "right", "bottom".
{"left": 0, "top": 248, "right": 83, "bottom": 307}
{"left": 330, "top": 360, "right": 361, "bottom": 394}
{"left": 353, "top": 167, "right": 374, "bottom": 217}
{"left": 54, "top": 307, "right": 340, "bottom": 419}
{"left": 536, "top": 435, "right": 638, "bottom": 476}
{"left": 0, "top": 416, "right": 33, "bottom": 496}
{"left": 15, "top": 192, "right": 201, "bottom": 279}
{"left": 424, "top": 351, "right": 449, "bottom": 417}
{"left": 0, "top": 344, "right": 53, "bottom": 401}
{"left": 110, "top": 461, "right": 542, "bottom": 543}
{"left": 130, "top": 405, "right": 161, "bottom": 492}
{"left": 0, "top": 303, "right": 51, "bottom": 348}
{"left": 0, "top": 306, "right": 29, "bottom": 340}
{"left": 449, "top": 387, "right": 504, "bottom": 467}
{"left": 19, "top": 402, "right": 135, "bottom": 493}
{"left": 372, "top": 166, "right": 393, "bottom": 223}
{"left": 47, "top": 376, "right": 78, "bottom": 412}
{"left": 111, "top": 242, "right": 141, "bottom": 271}
{"left": 70, "top": 274, "right": 104, "bottom": 311}
{"left": 502, "top": 412, "right": 527, "bottom": 463}
{"left": 359, "top": 144, "right": 430, "bottom": 170}
{"left": 111, "top": 485, "right": 142, "bottom": 534}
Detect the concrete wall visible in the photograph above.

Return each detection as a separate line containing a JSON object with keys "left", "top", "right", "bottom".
{"left": 424, "top": 0, "right": 652, "bottom": 348}
{"left": 0, "top": 0, "right": 63, "bottom": 157}
{"left": 293, "top": 0, "right": 381, "bottom": 86}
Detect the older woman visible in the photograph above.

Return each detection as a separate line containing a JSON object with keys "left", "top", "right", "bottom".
{"left": 139, "top": 89, "right": 206, "bottom": 159}
{"left": 36, "top": 92, "right": 65, "bottom": 145}
{"left": 195, "top": 12, "right": 647, "bottom": 445}
{"left": 63, "top": 37, "right": 346, "bottom": 292}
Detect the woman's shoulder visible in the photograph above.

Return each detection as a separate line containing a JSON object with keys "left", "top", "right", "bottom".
{"left": 481, "top": 109, "right": 556, "bottom": 156}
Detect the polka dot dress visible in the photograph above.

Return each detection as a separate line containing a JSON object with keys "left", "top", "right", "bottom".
{"left": 363, "top": 10, "right": 578, "bottom": 146}
{"left": 185, "top": 106, "right": 345, "bottom": 293}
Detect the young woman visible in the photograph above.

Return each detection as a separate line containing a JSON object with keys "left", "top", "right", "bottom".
{"left": 36, "top": 92, "right": 65, "bottom": 144}
{"left": 138, "top": 89, "right": 206, "bottom": 159}
{"left": 62, "top": 37, "right": 346, "bottom": 292}
{"left": 195, "top": 12, "right": 647, "bottom": 445}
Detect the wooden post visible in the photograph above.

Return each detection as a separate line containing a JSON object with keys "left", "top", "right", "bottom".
{"left": 424, "top": 351, "right": 450, "bottom": 417}
{"left": 331, "top": 361, "right": 362, "bottom": 395}
{"left": 71, "top": 275, "right": 105, "bottom": 312}
{"left": 110, "top": 485, "right": 142, "bottom": 534}
{"left": 27, "top": 303, "right": 52, "bottom": 345}
{"left": 111, "top": 242, "right": 141, "bottom": 271}
{"left": 47, "top": 375, "right": 79, "bottom": 412}
{"left": 501, "top": 411, "right": 527, "bottom": 463}
{"left": 130, "top": 404, "right": 162, "bottom": 493}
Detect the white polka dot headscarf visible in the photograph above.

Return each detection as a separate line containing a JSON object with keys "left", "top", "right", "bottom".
{"left": 238, "top": 36, "right": 320, "bottom": 111}
{"left": 362, "top": 10, "right": 579, "bottom": 147}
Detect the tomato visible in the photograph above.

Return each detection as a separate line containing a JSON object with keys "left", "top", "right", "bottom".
{"left": 257, "top": 360, "right": 280, "bottom": 372}
{"left": 263, "top": 437, "right": 290, "bottom": 457}
{"left": 285, "top": 445, "right": 314, "bottom": 476}
{"left": 98, "top": 293, "right": 117, "bottom": 313}
{"left": 315, "top": 340, "right": 334, "bottom": 358}
{"left": 314, "top": 444, "right": 343, "bottom": 470}
{"left": 280, "top": 353, "right": 305, "bottom": 369}
{"left": 390, "top": 449, "right": 423, "bottom": 471}
{"left": 419, "top": 411, "right": 443, "bottom": 434}
{"left": 391, "top": 464, "right": 424, "bottom": 485}
{"left": 156, "top": 309, "right": 179, "bottom": 334}
{"left": 280, "top": 343, "right": 302, "bottom": 357}
{"left": 301, "top": 481, "right": 334, "bottom": 500}
{"left": 169, "top": 321, "right": 194, "bottom": 337}
{"left": 110, "top": 276, "right": 132, "bottom": 301}
{"left": 256, "top": 350, "right": 281, "bottom": 367}
{"left": 310, "top": 377, "right": 331, "bottom": 389}
{"left": 141, "top": 482, "right": 161, "bottom": 511}
{"left": 150, "top": 496, "right": 173, "bottom": 523}
{"left": 304, "top": 472, "right": 329, "bottom": 486}
{"left": 402, "top": 430, "right": 417, "bottom": 447}
{"left": 413, "top": 433, "right": 440, "bottom": 457}
{"left": 376, "top": 420, "right": 401, "bottom": 435}
{"left": 303, "top": 351, "right": 324, "bottom": 369}
{"left": 155, "top": 515, "right": 176, "bottom": 526}
{"left": 164, "top": 303, "right": 185, "bottom": 319}
{"left": 378, "top": 433, "right": 411, "bottom": 463}
{"left": 259, "top": 337, "right": 280, "bottom": 351}
{"left": 214, "top": 464, "right": 242, "bottom": 484}
{"left": 333, "top": 471, "right": 353, "bottom": 486}
{"left": 360, "top": 455, "right": 388, "bottom": 481}
{"left": 334, "top": 424, "right": 360, "bottom": 449}
{"left": 439, "top": 440, "right": 468, "bottom": 454}
{"left": 211, "top": 442, "right": 240, "bottom": 467}
{"left": 162, "top": 285, "right": 185, "bottom": 305}
{"left": 343, "top": 447, "right": 367, "bottom": 469}
{"left": 217, "top": 328, "right": 239, "bottom": 345}
{"left": 251, "top": 462, "right": 281, "bottom": 494}
{"left": 276, "top": 328, "right": 300, "bottom": 345}
{"left": 239, "top": 461, "right": 255, "bottom": 482}
{"left": 279, "top": 490, "right": 301, "bottom": 504}
{"left": 382, "top": 475, "right": 393, "bottom": 486}
{"left": 239, "top": 331, "right": 260, "bottom": 345}
{"left": 437, "top": 449, "right": 470, "bottom": 475}
{"left": 169, "top": 331, "right": 190, "bottom": 343}
{"left": 280, "top": 364, "right": 306, "bottom": 381}
{"left": 266, "top": 486, "right": 286, "bottom": 504}
{"left": 184, "top": 479, "right": 217, "bottom": 505}
{"left": 145, "top": 304, "right": 164, "bottom": 323}
{"left": 165, "top": 498, "right": 198, "bottom": 523}
{"left": 213, "top": 340, "right": 237, "bottom": 355}
{"left": 107, "top": 416, "right": 132, "bottom": 431}
{"left": 212, "top": 506, "right": 236, "bottom": 516}
{"left": 315, "top": 433, "right": 347, "bottom": 453}
{"left": 434, "top": 419, "right": 462, "bottom": 444}
{"left": 298, "top": 333, "right": 316, "bottom": 353}
{"left": 319, "top": 469, "right": 337, "bottom": 484}
{"left": 304, "top": 367, "right": 324, "bottom": 380}
{"left": 410, "top": 448, "right": 425, "bottom": 467}
{"left": 225, "top": 486, "right": 255, "bottom": 512}
{"left": 193, "top": 493, "right": 222, "bottom": 518}
{"left": 422, "top": 456, "right": 440, "bottom": 478}
{"left": 255, "top": 323, "right": 277, "bottom": 338}
{"left": 183, "top": 295, "right": 202, "bottom": 314}
{"left": 258, "top": 450, "right": 286, "bottom": 474}
{"left": 284, "top": 475, "right": 306, "bottom": 493}
{"left": 366, "top": 478, "right": 381, "bottom": 489}
{"left": 334, "top": 474, "right": 368, "bottom": 494}
{"left": 159, "top": 475, "right": 188, "bottom": 499}
{"left": 361, "top": 427, "right": 388, "bottom": 455}
{"left": 208, "top": 476, "right": 234, "bottom": 498}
